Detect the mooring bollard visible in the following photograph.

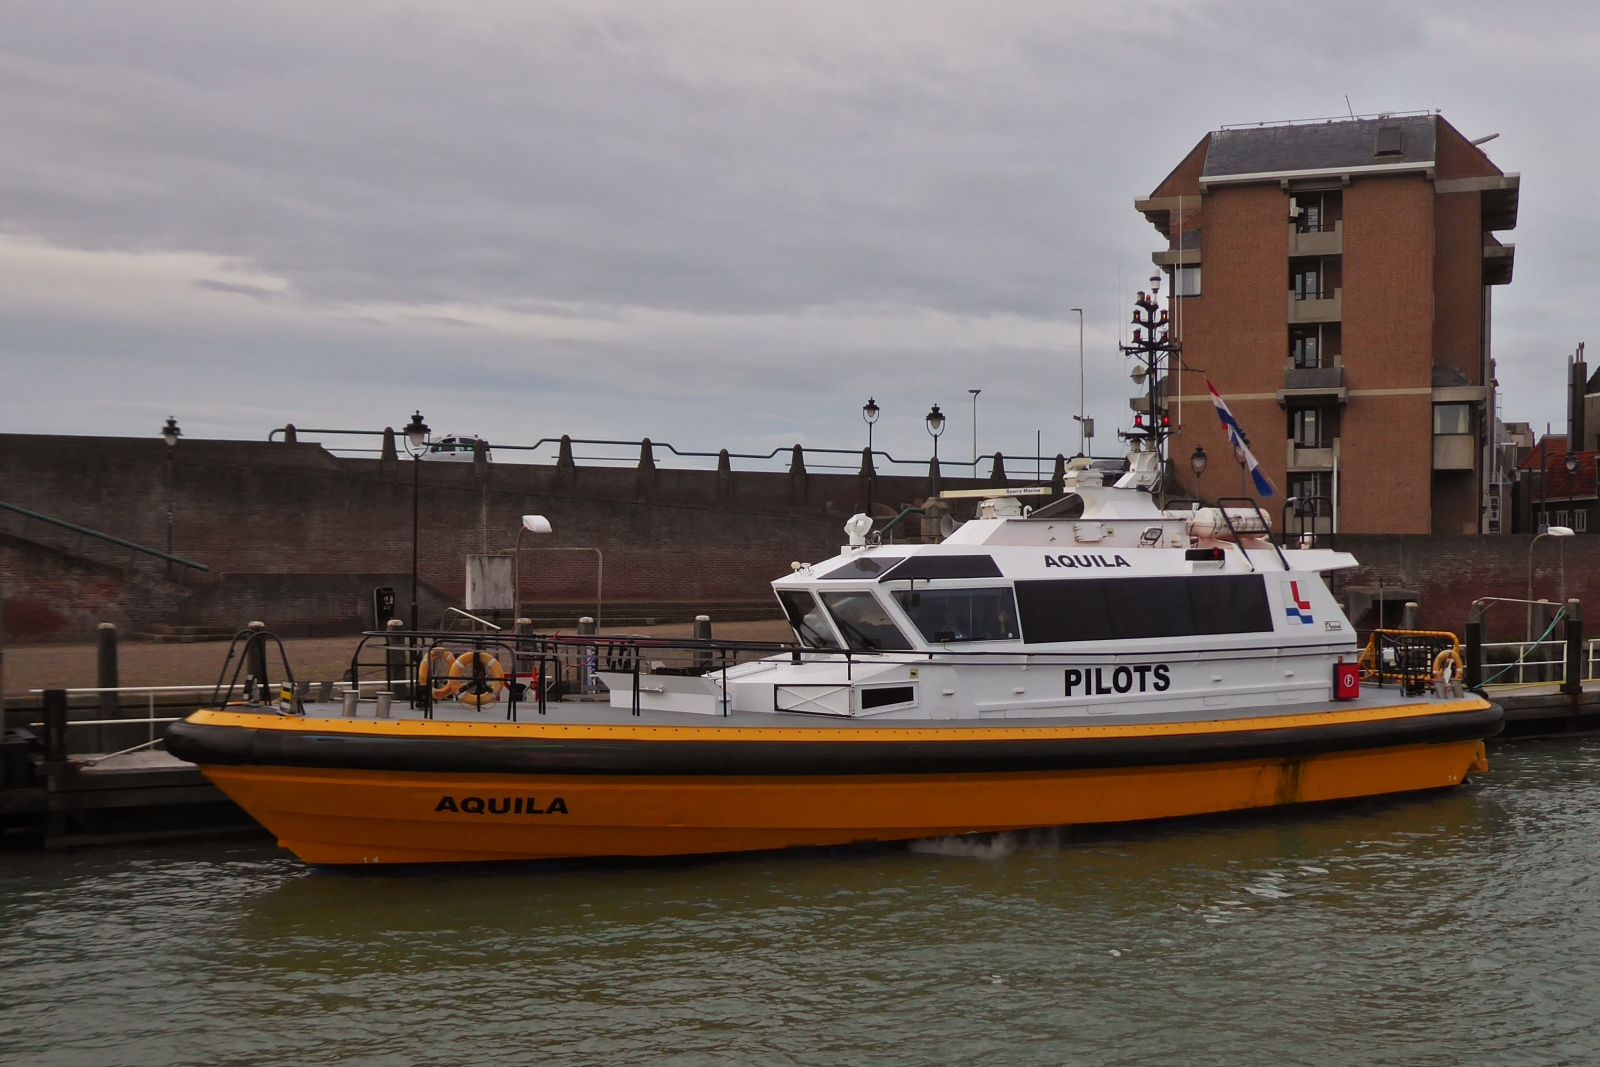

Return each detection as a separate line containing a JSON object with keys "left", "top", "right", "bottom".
{"left": 1464, "top": 616, "right": 1484, "bottom": 692}
{"left": 97, "top": 622, "right": 120, "bottom": 720}
{"left": 246, "top": 621, "right": 269, "bottom": 692}
{"left": 375, "top": 691, "right": 393, "bottom": 719}
{"left": 385, "top": 618, "right": 406, "bottom": 697}
{"left": 1564, "top": 598, "right": 1584, "bottom": 696}
{"left": 694, "top": 614, "right": 712, "bottom": 672}
{"left": 318, "top": 680, "right": 334, "bottom": 703}
{"left": 42, "top": 688, "right": 68, "bottom": 764}
{"left": 342, "top": 688, "right": 359, "bottom": 717}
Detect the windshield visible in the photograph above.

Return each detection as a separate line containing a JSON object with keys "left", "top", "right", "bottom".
{"left": 892, "top": 587, "right": 1020, "bottom": 643}
{"left": 777, "top": 590, "right": 840, "bottom": 649}
{"left": 819, "top": 592, "right": 913, "bottom": 651}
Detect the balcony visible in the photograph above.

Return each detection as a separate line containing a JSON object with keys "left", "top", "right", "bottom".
{"left": 1286, "top": 441, "right": 1336, "bottom": 471}
{"left": 1276, "top": 365, "right": 1347, "bottom": 408}
{"left": 1433, "top": 434, "right": 1475, "bottom": 471}
{"left": 1288, "top": 287, "right": 1341, "bottom": 324}
{"left": 1288, "top": 221, "right": 1342, "bottom": 257}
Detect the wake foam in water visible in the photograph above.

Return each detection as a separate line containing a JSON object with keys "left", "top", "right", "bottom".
{"left": 907, "top": 828, "right": 1064, "bottom": 859}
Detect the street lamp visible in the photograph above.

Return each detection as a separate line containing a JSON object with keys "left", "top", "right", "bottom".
{"left": 402, "top": 410, "right": 430, "bottom": 634}
{"left": 513, "top": 514, "right": 553, "bottom": 623}
{"left": 1527, "top": 525, "right": 1576, "bottom": 640}
{"left": 862, "top": 397, "right": 880, "bottom": 512}
{"left": 160, "top": 416, "right": 181, "bottom": 565}
{"left": 925, "top": 403, "right": 946, "bottom": 462}
{"left": 1190, "top": 445, "right": 1207, "bottom": 502}
{"left": 1566, "top": 450, "right": 1578, "bottom": 532}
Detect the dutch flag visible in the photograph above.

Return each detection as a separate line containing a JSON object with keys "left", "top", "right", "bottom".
{"left": 1207, "top": 380, "right": 1276, "bottom": 498}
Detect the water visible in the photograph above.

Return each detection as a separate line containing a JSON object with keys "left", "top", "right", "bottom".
{"left": 4, "top": 740, "right": 1599, "bottom": 1066}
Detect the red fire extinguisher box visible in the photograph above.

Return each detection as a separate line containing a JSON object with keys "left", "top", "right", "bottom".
{"left": 1333, "top": 662, "right": 1360, "bottom": 700}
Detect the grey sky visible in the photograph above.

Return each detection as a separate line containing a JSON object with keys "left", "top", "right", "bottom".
{"left": 1, "top": 1, "right": 1594, "bottom": 470}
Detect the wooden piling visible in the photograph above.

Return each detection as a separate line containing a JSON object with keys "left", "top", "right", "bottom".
{"left": 97, "top": 623, "right": 120, "bottom": 720}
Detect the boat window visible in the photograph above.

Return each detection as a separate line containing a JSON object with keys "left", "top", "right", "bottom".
{"left": 1013, "top": 575, "right": 1274, "bottom": 643}
{"left": 819, "top": 592, "right": 913, "bottom": 651}
{"left": 878, "top": 555, "right": 1003, "bottom": 582}
{"left": 818, "top": 556, "right": 905, "bottom": 580}
{"left": 891, "top": 587, "right": 1020, "bottom": 643}
{"left": 776, "top": 590, "right": 840, "bottom": 649}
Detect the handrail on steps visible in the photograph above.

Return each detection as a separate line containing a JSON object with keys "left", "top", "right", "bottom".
{"left": 0, "top": 500, "right": 210, "bottom": 571}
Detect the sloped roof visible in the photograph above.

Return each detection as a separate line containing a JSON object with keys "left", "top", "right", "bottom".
{"left": 1202, "top": 115, "right": 1436, "bottom": 178}
{"left": 1519, "top": 436, "right": 1569, "bottom": 469}
{"left": 1518, "top": 439, "right": 1600, "bottom": 498}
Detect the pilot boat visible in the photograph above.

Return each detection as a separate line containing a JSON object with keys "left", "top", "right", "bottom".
{"left": 165, "top": 444, "right": 1499, "bottom": 866}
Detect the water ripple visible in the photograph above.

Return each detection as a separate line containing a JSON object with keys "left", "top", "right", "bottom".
{"left": 4, "top": 739, "right": 1600, "bottom": 1065}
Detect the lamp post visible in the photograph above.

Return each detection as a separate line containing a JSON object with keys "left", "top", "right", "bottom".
{"left": 863, "top": 397, "right": 880, "bottom": 512}
{"left": 1565, "top": 450, "right": 1578, "bottom": 533}
{"left": 926, "top": 403, "right": 946, "bottom": 463}
{"left": 160, "top": 417, "right": 181, "bottom": 563}
{"left": 402, "top": 410, "right": 430, "bottom": 634}
{"left": 1190, "top": 445, "right": 1208, "bottom": 503}
{"left": 513, "top": 514, "right": 553, "bottom": 623}
{"left": 1527, "top": 525, "right": 1576, "bottom": 640}
{"left": 862, "top": 397, "right": 880, "bottom": 453}
{"left": 968, "top": 389, "right": 981, "bottom": 472}
{"left": 1070, "top": 308, "right": 1085, "bottom": 454}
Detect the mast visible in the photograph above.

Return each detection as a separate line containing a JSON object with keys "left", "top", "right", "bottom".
{"left": 1119, "top": 273, "right": 1180, "bottom": 486}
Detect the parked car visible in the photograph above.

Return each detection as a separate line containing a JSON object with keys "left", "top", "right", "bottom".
{"left": 423, "top": 435, "right": 491, "bottom": 462}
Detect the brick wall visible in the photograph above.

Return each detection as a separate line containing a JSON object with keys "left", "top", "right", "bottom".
{"left": 0, "top": 434, "right": 974, "bottom": 641}
{"left": 1328, "top": 533, "right": 1599, "bottom": 641}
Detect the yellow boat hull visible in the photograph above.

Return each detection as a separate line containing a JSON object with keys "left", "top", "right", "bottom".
{"left": 196, "top": 738, "right": 1489, "bottom": 865}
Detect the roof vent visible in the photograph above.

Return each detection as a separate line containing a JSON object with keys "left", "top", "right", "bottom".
{"left": 1373, "top": 124, "right": 1403, "bottom": 157}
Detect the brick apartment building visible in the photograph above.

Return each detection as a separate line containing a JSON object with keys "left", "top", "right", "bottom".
{"left": 1135, "top": 112, "right": 1518, "bottom": 534}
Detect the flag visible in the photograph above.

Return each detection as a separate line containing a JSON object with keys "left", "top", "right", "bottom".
{"left": 1207, "top": 380, "right": 1275, "bottom": 497}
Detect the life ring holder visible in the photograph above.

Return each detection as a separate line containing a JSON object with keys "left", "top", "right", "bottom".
{"left": 417, "top": 647, "right": 462, "bottom": 701}
{"left": 451, "top": 651, "right": 507, "bottom": 708}
{"left": 1431, "top": 647, "right": 1463, "bottom": 682}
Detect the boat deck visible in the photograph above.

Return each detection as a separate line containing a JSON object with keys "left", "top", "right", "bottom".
{"left": 220, "top": 681, "right": 1467, "bottom": 732}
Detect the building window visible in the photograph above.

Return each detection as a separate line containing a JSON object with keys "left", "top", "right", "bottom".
{"left": 1557, "top": 510, "right": 1570, "bottom": 527}
{"left": 1578, "top": 511, "right": 1588, "bottom": 533}
{"left": 1288, "top": 472, "right": 1332, "bottom": 514}
{"left": 1173, "top": 265, "right": 1201, "bottom": 297}
{"left": 1290, "top": 326, "right": 1321, "bottom": 368}
{"left": 1290, "top": 191, "right": 1342, "bottom": 234}
{"left": 1291, "top": 408, "right": 1324, "bottom": 448}
{"left": 1291, "top": 262, "right": 1321, "bottom": 300}
{"left": 1433, "top": 403, "right": 1472, "bottom": 435}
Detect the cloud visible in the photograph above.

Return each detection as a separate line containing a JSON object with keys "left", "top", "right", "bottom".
{"left": 0, "top": 0, "right": 1596, "bottom": 459}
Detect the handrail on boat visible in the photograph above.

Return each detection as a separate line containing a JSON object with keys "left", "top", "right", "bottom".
{"left": 355, "top": 629, "right": 1363, "bottom": 709}
{"left": 1357, "top": 628, "right": 1462, "bottom": 693}
{"left": 210, "top": 626, "right": 302, "bottom": 713}
{"left": 1212, "top": 497, "right": 1290, "bottom": 571}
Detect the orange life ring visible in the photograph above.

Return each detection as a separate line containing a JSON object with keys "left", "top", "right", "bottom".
{"left": 417, "top": 647, "right": 462, "bottom": 700}
{"left": 450, "top": 651, "right": 506, "bottom": 707}
{"left": 1432, "top": 647, "right": 1463, "bottom": 681}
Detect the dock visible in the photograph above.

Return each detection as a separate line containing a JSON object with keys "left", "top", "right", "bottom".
{"left": 0, "top": 749, "right": 261, "bottom": 849}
